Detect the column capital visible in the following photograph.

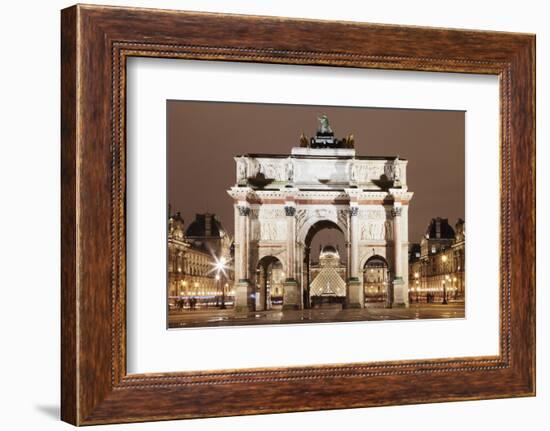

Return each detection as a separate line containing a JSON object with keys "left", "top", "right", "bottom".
{"left": 349, "top": 206, "right": 359, "bottom": 217}
{"left": 237, "top": 205, "right": 250, "bottom": 216}
{"left": 391, "top": 206, "right": 402, "bottom": 217}
{"left": 284, "top": 206, "right": 296, "bottom": 216}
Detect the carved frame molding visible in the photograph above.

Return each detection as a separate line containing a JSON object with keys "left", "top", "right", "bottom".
{"left": 61, "top": 5, "right": 535, "bottom": 425}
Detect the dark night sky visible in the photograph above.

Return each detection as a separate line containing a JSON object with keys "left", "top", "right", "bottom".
{"left": 168, "top": 101, "right": 464, "bottom": 262}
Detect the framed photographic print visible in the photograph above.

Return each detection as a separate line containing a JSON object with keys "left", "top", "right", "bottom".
{"left": 61, "top": 4, "right": 535, "bottom": 425}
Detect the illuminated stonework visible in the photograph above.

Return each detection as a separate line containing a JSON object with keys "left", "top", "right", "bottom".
{"left": 167, "top": 212, "right": 234, "bottom": 310}
{"left": 227, "top": 123, "right": 413, "bottom": 312}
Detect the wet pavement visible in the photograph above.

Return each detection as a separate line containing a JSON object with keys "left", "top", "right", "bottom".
{"left": 168, "top": 302, "right": 465, "bottom": 328}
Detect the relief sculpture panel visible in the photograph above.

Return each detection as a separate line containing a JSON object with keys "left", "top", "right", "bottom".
{"left": 259, "top": 220, "right": 286, "bottom": 241}
{"left": 360, "top": 220, "right": 393, "bottom": 240}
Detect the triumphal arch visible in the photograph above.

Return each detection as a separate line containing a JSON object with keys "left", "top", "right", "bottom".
{"left": 228, "top": 116, "right": 413, "bottom": 312}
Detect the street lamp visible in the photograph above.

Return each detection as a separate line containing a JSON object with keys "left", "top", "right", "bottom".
{"left": 213, "top": 256, "right": 228, "bottom": 309}
{"left": 215, "top": 273, "right": 225, "bottom": 309}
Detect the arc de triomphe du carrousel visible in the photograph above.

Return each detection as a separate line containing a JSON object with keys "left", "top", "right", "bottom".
{"left": 227, "top": 115, "right": 413, "bottom": 312}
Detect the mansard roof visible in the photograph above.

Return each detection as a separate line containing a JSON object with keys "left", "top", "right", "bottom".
{"left": 424, "top": 217, "right": 456, "bottom": 240}
{"left": 186, "top": 213, "right": 225, "bottom": 238}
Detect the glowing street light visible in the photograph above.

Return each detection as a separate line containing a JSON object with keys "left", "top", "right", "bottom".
{"left": 211, "top": 255, "right": 229, "bottom": 309}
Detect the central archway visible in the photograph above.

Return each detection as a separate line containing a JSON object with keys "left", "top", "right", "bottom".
{"left": 303, "top": 220, "right": 347, "bottom": 309}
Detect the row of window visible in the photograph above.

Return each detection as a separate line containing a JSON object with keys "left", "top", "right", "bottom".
{"left": 168, "top": 246, "right": 213, "bottom": 278}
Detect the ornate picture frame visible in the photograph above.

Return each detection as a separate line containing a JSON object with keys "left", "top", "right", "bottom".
{"left": 61, "top": 4, "right": 535, "bottom": 425}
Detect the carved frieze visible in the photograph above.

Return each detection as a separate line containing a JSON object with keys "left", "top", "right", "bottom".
{"left": 257, "top": 207, "right": 286, "bottom": 219}
{"left": 312, "top": 207, "right": 337, "bottom": 219}
{"left": 259, "top": 221, "right": 286, "bottom": 241}
{"left": 337, "top": 209, "right": 349, "bottom": 231}
{"left": 360, "top": 220, "right": 393, "bottom": 240}
{"left": 359, "top": 208, "right": 389, "bottom": 219}
{"left": 295, "top": 209, "right": 308, "bottom": 232}
{"left": 350, "top": 163, "right": 386, "bottom": 183}
{"left": 259, "top": 161, "right": 286, "bottom": 181}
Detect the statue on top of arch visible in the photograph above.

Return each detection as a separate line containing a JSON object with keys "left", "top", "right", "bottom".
{"left": 298, "top": 114, "right": 355, "bottom": 149}
{"left": 317, "top": 114, "right": 333, "bottom": 135}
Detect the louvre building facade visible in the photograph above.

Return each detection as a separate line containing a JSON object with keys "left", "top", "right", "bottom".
{"left": 167, "top": 211, "right": 234, "bottom": 309}
{"left": 408, "top": 217, "right": 465, "bottom": 304}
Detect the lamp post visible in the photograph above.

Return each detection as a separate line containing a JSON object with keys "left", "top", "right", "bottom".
{"left": 441, "top": 255, "right": 449, "bottom": 304}
{"left": 214, "top": 256, "right": 228, "bottom": 310}
{"left": 216, "top": 274, "right": 225, "bottom": 310}
{"left": 414, "top": 272, "right": 420, "bottom": 303}
{"left": 453, "top": 276, "right": 458, "bottom": 300}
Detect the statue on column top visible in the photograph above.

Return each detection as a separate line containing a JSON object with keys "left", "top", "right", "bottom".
{"left": 393, "top": 156, "right": 401, "bottom": 183}
{"left": 349, "top": 162, "right": 358, "bottom": 183}
{"left": 299, "top": 133, "right": 309, "bottom": 148}
{"left": 286, "top": 157, "right": 294, "bottom": 182}
{"left": 237, "top": 156, "right": 247, "bottom": 183}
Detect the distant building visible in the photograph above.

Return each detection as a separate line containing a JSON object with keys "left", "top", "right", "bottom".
{"left": 167, "top": 211, "right": 234, "bottom": 309}
{"left": 409, "top": 218, "right": 465, "bottom": 303}
{"left": 185, "top": 213, "right": 233, "bottom": 262}
{"left": 409, "top": 243, "right": 421, "bottom": 261}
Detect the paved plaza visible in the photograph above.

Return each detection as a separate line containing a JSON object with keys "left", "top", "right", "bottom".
{"left": 168, "top": 302, "right": 465, "bottom": 328}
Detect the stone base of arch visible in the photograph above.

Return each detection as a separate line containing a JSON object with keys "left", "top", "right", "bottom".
{"left": 234, "top": 279, "right": 254, "bottom": 312}
{"left": 346, "top": 278, "right": 364, "bottom": 309}
{"left": 282, "top": 279, "right": 300, "bottom": 310}
{"left": 392, "top": 277, "right": 409, "bottom": 307}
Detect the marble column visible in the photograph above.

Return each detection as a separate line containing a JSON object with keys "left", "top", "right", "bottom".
{"left": 347, "top": 205, "right": 363, "bottom": 308}
{"left": 304, "top": 246, "right": 311, "bottom": 309}
{"left": 391, "top": 205, "right": 406, "bottom": 306}
{"left": 256, "top": 265, "right": 267, "bottom": 311}
{"left": 282, "top": 204, "right": 299, "bottom": 310}
{"left": 349, "top": 205, "right": 360, "bottom": 280}
{"left": 234, "top": 204, "right": 253, "bottom": 312}
{"left": 285, "top": 205, "right": 296, "bottom": 279}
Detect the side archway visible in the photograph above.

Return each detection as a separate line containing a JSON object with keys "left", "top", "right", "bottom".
{"left": 255, "top": 255, "right": 284, "bottom": 311}
{"left": 363, "top": 255, "right": 390, "bottom": 307}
